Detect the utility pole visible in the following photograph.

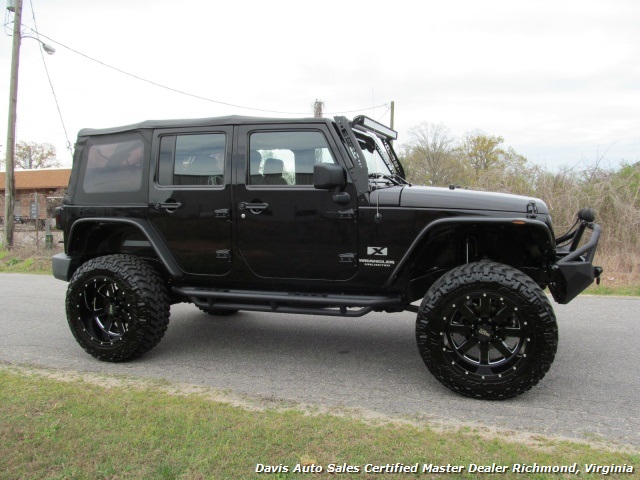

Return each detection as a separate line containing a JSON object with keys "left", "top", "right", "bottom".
{"left": 313, "top": 99, "right": 324, "bottom": 118}
{"left": 390, "top": 101, "right": 395, "bottom": 130}
{"left": 390, "top": 100, "right": 395, "bottom": 146}
{"left": 4, "top": 0, "right": 23, "bottom": 249}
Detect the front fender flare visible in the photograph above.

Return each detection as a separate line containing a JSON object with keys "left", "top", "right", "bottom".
{"left": 384, "top": 216, "right": 555, "bottom": 289}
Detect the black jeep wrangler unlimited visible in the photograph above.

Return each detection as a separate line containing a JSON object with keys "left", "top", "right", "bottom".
{"left": 53, "top": 115, "right": 601, "bottom": 399}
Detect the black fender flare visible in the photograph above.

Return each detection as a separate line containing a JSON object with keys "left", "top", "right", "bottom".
{"left": 67, "top": 217, "right": 183, "bottom": 279}
{"left": 384, "top": 216, "right": 555, "bottom": 289}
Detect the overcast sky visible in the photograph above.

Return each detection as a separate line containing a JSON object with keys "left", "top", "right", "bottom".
{"left": 1, "top": 0, "right": 639, "bottom": 170}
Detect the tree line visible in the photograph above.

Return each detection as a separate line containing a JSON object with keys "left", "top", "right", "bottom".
{"left": 400, "top": 123, "right": 640, "bottom": 279}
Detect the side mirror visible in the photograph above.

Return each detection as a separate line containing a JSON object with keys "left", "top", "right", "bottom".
{"left": 313, "top": 163, "right": 346, "bottom": 190}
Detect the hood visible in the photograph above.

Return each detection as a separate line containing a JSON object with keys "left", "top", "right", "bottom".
{"left": 370, "top": 186, "right": 549, "bottom": 215}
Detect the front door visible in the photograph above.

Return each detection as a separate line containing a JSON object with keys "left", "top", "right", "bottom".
{"left": 236, "top": 125, "right": 358, "bottom": 281}
{"left": 149, "top": 127, "right": 233, "bottom": 276}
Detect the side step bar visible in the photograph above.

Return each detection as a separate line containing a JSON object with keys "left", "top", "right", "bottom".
{"left": 172, "top": 286, "right": 404, "bottom": 318}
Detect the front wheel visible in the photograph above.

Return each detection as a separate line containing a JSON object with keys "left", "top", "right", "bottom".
{"left": 66, "top": 254, "right": 170, "bottom": 362}
{"left": 416, "top": 261, "right": 558, "bottom": 400}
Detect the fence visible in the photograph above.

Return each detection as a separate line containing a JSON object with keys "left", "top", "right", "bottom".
{"left": 0, "top": 224, "right": 64, "bottom": 251}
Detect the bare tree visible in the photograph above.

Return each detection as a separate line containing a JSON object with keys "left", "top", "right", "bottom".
{"left": 402, "top": 123, "right": 467, "bottom": 186}
{"left": 15, "top": 141, "right": 60, "bottom": 169}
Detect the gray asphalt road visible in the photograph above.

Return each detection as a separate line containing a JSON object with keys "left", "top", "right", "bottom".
{"left": 1, "top": 273, "right": 638, "bottom": 446}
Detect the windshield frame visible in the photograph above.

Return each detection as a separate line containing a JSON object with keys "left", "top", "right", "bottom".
{"left": 333, "top": 115, "right": 408, "bottom": 196}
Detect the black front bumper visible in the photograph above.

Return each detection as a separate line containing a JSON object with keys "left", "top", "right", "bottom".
{"left": 549, "top": 221, "right": 602, "bottom": 304}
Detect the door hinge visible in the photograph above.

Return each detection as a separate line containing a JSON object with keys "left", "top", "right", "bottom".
{"left": 216, "top": 249, "right": 231, "bottom": 261}
{"left": 215, "top": 208, "right": 230, "bottom": 220}
{"left": 338, "top": 208, "right": 356, "bottom": 220}
{"left": 339, "top": 253, "right": 357, "bottom": 264}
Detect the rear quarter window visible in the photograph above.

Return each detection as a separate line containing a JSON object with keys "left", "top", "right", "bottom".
{"left": 72, "top": 131, "right": 149, "bottom": 204}
{"left": 84, "top": 139, "right": 144, "bottom": 193}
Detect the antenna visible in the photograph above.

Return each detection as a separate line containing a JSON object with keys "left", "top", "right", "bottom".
{"left": 371, "top": 88, "right": 375, "bottom": 118}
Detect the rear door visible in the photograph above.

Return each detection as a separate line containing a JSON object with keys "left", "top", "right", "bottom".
{"left": 149, "top": 127, "right": 233, "bottom": 276}
{"left": 235, "top": 124, "right": 359, "bottom": 281}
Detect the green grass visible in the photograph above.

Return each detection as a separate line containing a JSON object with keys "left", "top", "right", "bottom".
{"left": 0, "top": 367, "right": 637, "bottom": 479}
{"left": 0, "top": 248, "right": 52, "bottom": 274}
{"left": 586, "top": 283, "right": 640, "bottom": 296}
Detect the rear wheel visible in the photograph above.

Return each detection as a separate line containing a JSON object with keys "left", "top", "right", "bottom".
{"left": 416, "top": 261, "right": 557, "bottom": 400}
{"left": 66, "top": 254, "right": 170, "bottom": 362}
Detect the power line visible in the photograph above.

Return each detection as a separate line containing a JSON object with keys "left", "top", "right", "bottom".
{"left": 376, "top": 104, "right": 391, "bottom": 122}
{"left": 24, "top": 26, "right": 389, "bottom": 116}
{"left": 27, "top": 0, "right": 73, "bottom": 155}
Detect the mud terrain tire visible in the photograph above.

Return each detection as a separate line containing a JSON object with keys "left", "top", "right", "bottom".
{"left": 66, "top": 254, "right": 170, "bottom": 362}
{"left": 416, "top": 261, "right": 558, "bottom": 400}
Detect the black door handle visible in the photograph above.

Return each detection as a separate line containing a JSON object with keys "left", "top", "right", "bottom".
{"left": 239, "top": 202, "right": 269, "bottom": 213}
{"left": 154, "top": 201, "right": 182, "bottom": 211}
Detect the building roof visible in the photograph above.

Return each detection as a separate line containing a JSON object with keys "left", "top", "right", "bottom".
{"left": 0, "top": 168, "right": 71, "bottom": 191}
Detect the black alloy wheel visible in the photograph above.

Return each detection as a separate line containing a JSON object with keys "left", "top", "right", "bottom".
{"left": 76, "top": 276, "right": 132, "bottom": 344}
{"left": 439, "top": 290, "right": 530, "bottom": 378}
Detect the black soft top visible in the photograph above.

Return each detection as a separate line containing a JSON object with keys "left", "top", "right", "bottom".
{"left": 78, "top": 115, "right": 334, "bottom": 137}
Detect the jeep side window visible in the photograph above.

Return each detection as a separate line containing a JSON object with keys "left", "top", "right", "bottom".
{"left": 158, "top": 133, "right": 226, "bottom": 186}
{"left": 248, "top": 131, "right": 335, "bottom": 186}
{"left": 83, "top": 138, "right": 144, "bottom": 193}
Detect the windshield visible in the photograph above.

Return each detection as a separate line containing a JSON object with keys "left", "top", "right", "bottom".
{"left": 356, "top": 132, "right": 393, "bottom": 176}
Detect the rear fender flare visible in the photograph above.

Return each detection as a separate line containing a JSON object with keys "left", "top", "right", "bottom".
{"left": 67, "top": 217, "right": 183, "bottom": 279}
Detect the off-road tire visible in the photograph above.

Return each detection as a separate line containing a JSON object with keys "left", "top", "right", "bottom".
{"left": 416, "top": 261, "right": 558, "bottom": 400}
{"left": 66, "top": 254, "right": 170, "bottom": 362}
